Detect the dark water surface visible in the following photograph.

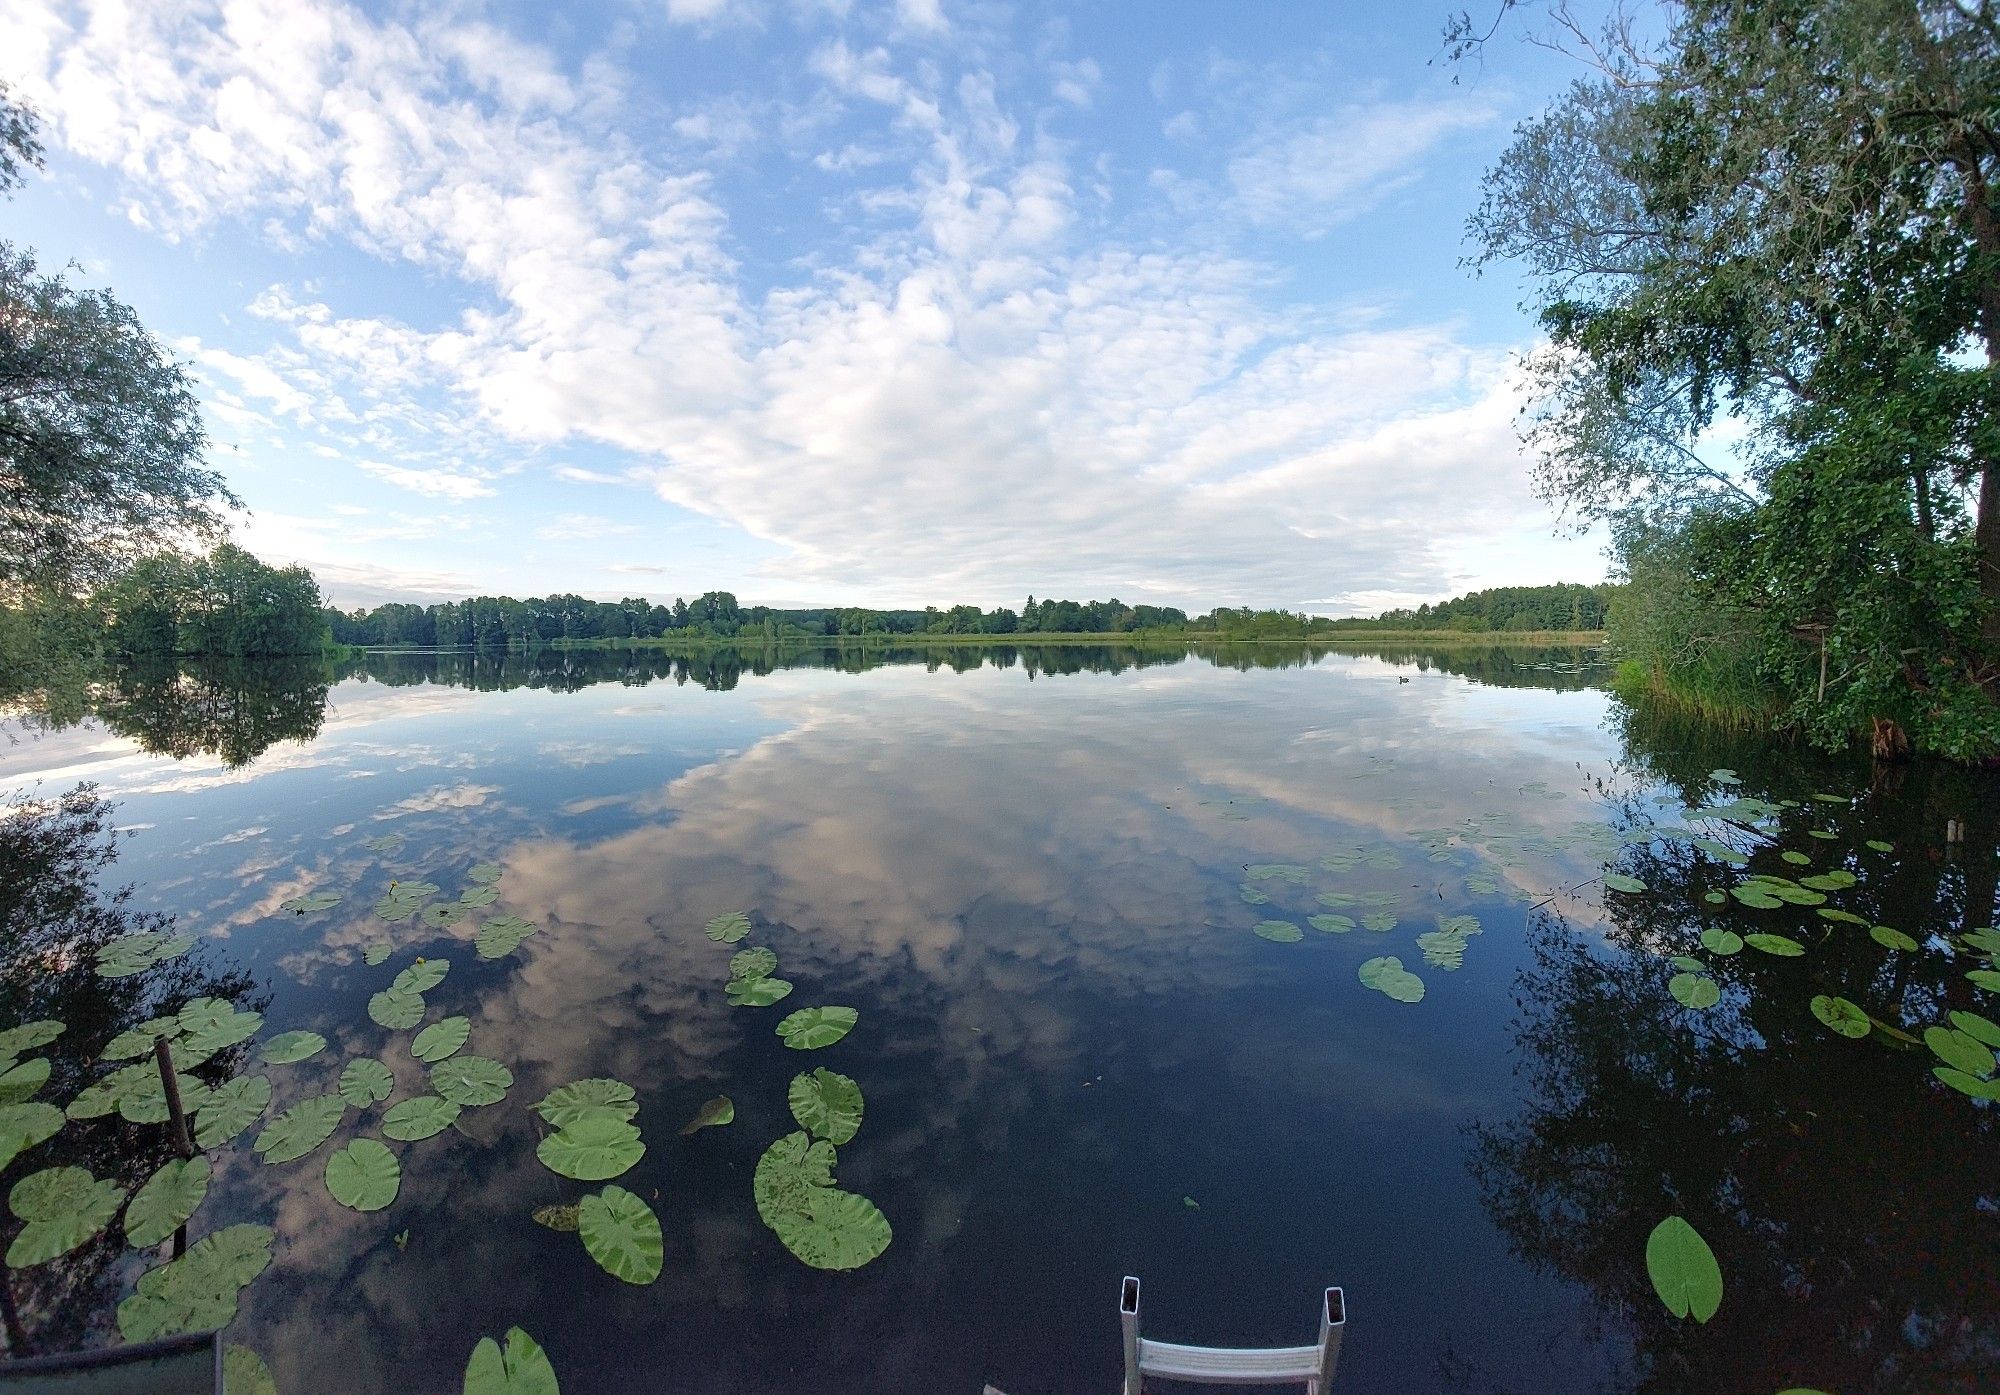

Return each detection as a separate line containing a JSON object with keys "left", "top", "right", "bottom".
{"left": 2, "top": 644, "right": 1995, "bottom": 1394}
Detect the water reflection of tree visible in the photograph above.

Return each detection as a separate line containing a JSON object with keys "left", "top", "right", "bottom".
{"left": 0, "top": 786, "right": 263, "bottom": 1355}
{"left": 93, "top": 658, "right": 328, "bottom": 767}
{"left": 1470, "top": 756, "right": 2000, "bottom": 1393}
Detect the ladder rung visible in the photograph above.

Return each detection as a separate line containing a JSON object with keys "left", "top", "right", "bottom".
{"left": 1137, "top": 1339, "right": 1321, "bottom": 1383}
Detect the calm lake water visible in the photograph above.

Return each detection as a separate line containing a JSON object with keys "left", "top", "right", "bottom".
{"left": 2, "top": 643, "right": 1996, "bottom": 1394}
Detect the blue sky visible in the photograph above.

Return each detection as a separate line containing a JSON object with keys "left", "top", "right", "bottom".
{"left": 8, "top": 0, "right": 1608, "bottom": 613}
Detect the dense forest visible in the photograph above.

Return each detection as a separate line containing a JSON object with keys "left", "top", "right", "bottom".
{"left": 97, "top": 545, "right": 326, "bottom": 657}
{"left": 319, "top": 583, "right": 1613, "bottom": 648}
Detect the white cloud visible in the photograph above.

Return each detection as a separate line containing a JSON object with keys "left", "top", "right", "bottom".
{"left": 13, "top": 1, "right": 1582, "bottom": 613}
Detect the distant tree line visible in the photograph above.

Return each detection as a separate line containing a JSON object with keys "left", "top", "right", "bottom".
{"left": 1325, "top": 583, "right": 1619, "bottom": 634}
{"left": 97, "top": 544, "right": 327, "bottom": 657}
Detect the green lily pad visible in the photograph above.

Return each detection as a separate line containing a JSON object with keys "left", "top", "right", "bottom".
{"left": 363, "top": 833, "right": 404, "bottom": 853}
{"left": 1779, "top": 850, "right": 1811, "bottom": 866}
{"left": 1948, "top": 1010, "right": 2000, "bottom": 1048}
{"left": 1702, "top": 890, "right": 1727, "bottom": 904}
{"left": 1744, "top": 933, "right": 1806, "bottom": 957}
{"left": 468, "top": 862, "right": 503, "bottom": 884}
{"left": 1800, "top": 870, "right": 1856, "bottom": 891}
{"left": 1668, "top": 973, "right": 1720, "bottom": 1009}
{"left": 777, "top": 1007, "right": 858, "bottom": 1050}
{"left": 1808, "top": 829, "right": 1836, "bottom": 839}
{"left": 430, "top": 1055, "right": 512, "bottom": 1107}
{"left": 1667, "top": 955, "right": 1707, "bottom": 972}
{"left": 179, "top": 1006, "right": 262, "bottom": 1056}
{"left": 1924, "top": 1026, "right": 1996, "bottom": 1078}
{"left": 788, "top": 1069, "right": 863, "bottom": 1144}
{"left": 1972, "top": 969, "right": 2000, "bottom": 992}
{"left": 368, "top": 989, "right": 426, "bottom": 1031}
{"left": 381, "top": 1094, "right": 461, "bottom": 1141}
{"left": 1934, "top": 1066, "right": 2000, "bottom": 1099}
{"left": 1245, "top": 864, "right": 1311, "bottom": 882}
{"left": 537, "top": 1114, "right": 644, "bottom": 1181}
{"left": 101, "top": 1017, "right": 184, "bottom": 1061}
{"left": 0, "top": 1056, "right": 50, "bottom": 1106}
{"left": 1809, "top": 995, "right": 1870, "bottom": 1039}
{"left": 680, "top": 1096, "right": 735, "bottom": 1135}
{"left": 725, "top": 976, "right": 794, "bottom": 1007}
{"left": 6, "top": 1166, "right": 123, "bottom": 1266}
{"left": 126, "top": 1157, "right": 211, "bottom": 1248}
{"left": 1817, "top": 908, "right": 1868, "bottom": 926}
{"left": 459, "top": 887, "right": 499, "bottom": 908}
{"left": 66, "top": 1063, "right": 210, "bottom": 1125}
{"left": 767, "top": 1183, "right": 893, "bottom": 1271}
{"left": 578, "top": 1185, "right": 662, "bottom": 1285}
{"left": 0, "top": 1021, "right": 63, "bottom": 1055}
{"left": 279, "top": 892, "right": 343, "bottom": 915}
{"left": 422, "top": 903, "right": 469, "bottom": 930}
{"left": 363, "top": 942, "right": 392, "bottom": 966}
{"left": 0, "top": 1102, "right": 64, "bottom": 1172}
{"left": 1644, "top": 1215, "right": 1722, "bottom": 1323}
{"left": 413, "top": 1017, "right": 471, "bottom": 1064}
{"left": 1698, "top": 928, "right": 1743, "bottom": 955}
{"left": 194, "top": 1075, "right": 271, "bottom": 1149}
{"left": 534, "top": 1079, "right": 638, "bottom": 1129}
{"left": 474, "top": 915, "right": 538, "bottom": 959}
{"left": 1239, "top": 885, "right": 1270, "bottom": 905}
{"left": 1869, "top": 924, "right": 1919, "bottom": 951}
{"left": 1308, "top": 914, "right": 1356, "bottom": 933}
{"left": 1252, "top": 921, "right": 1303, "bottom": 943}
{"left": 1360, "top": 913, "right": 1398, "bottom": 932}
{"left": 394, "top": 959, "right": 450, "bottom": 994}
{"left": 1865, "top": 839, "right": 1893, "bottom": 852}
{"left": 1730, "top": 887, "right": 1784, "bottom": 909}
{"left": 325, "top": 1138, "right": 401, "bottom": 1211}
{"left": 260, "top": 1031, "right": 327, "bottom": 1065}
{"left": 1603, "top": 873, "right": 1647, "bottom": 894}
{"left": 116, "top": 1224, "right": 274, "bottom": 1342}
{"left": 1358, "top": 956, "right": 1425, "bottom": 1003}
{"left": 253, "top": 1094, "right": 348, "bottom": 1165}
{"left": 224, "top": 1346, "right": 277, "bottom": 1395}
{"left": 730, "top": 948, "right": 778, "bottom": 982}
{"left": 463, "top": 1327, "right": 559, "bottom": 1395}
{"left": 338, "top": 1058, "right": 395, "bottom": 1109}
{"left": 753, "top": 1132, "right": 837, "bottom": 1225}
{"left": 705, "top": 912, "right": 752, "bottom": 944}
{"left": 95, "top": 931, "right": 197, "bottom": 978}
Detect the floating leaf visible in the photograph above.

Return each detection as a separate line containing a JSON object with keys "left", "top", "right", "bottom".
{"left": 1308, "top": 914, "right": 1355, "bottom": 933}
{"left": 469, "top": 862, "right": 503, "bottom": 884}
{"left": 395, "top": 960, "right": 451, "bottom": 994}
{"left": 1865, "top": 839, "right": 1893, "bottom": 853}
{"left": 102, "top": 1018, "right": 182, "bottom": 1061}
{"left": 537, "top": 1114, "right": 644, "bottom": 1181}
{"left": 116, "top": 1224, "right": 274, "bottom": 1342}
{"left": 95, "top": 931, "right": 197, "bottom": 979}
{"left": 279, "top": 892, "right": 342, "bottom": 915}
{"left": 6, "top": 1166, "right": 123, "bottom": 1266}
{"left": 705, "top": 912, "right": 752, "bottom": 944}
{"left": 1245, "top": 864, "right": 1311, "bottom": 882}
{"left": 777, "top": 1007, "right": 858, "bottom": 1050}
{"left": 126, "top": 1157, "right": 211, "bottom": 1248}
{"left": 1869, "top": 924, "right": 1919, "bottom": 951}
{"left": 179, "top": 1006, "right": 262, "bottom": 1056}
{"left": 730, "top": 948, "right": 778, "bottom": 982}
{"left": 459, "top": 887, "right": 499, "bottom": 908}
{"left": 0, "top": 1056, "right": 50, "bottom": 1105}
{"left": 1360, "top": 912, "right": 1398, "bottom": 932}
{"left": 223, "top": 1345, "right": 277, "bottom": 1395}
{"left": 1934, "top": 1066, "right": 2000, "bottom": 1099}
{"left": 339, "top": 1058, "right": 396, "bottom": 1108}
{"left": 1809, "top": 996, "right": 1870, "bottom": 1039}
{"left": 463, "top": 1327, "right": 559, "bottom": 1395}
{"left": 768, "top": 1182, "right": 893, "bottom": 1271}
{"left": 534, "top": 1079, "right": 638, "bottom": 1129}
{"left": 363, "top": 942, "right": 392, "bottom": 966}
{"left": 381, "top": 1095, "right": 461, "bottom": 1141}
{"left": 431, "top": 1056, "right": 512, "bottom": 1107}
{"left": 726, "top": 976, "right": 794, "bottom": 1007}
{"left": 1603, "top": 873, "right": 1647, "bottom": 894}
{"left": 753, "top": 1132, "right": 837, "bottom": 1224}
{"left": 422, "top": 903, "right": 469, "bottom": 929}
{"left": 1730, "top": 886, "right": 1784, "bottom": 909}
{"left": 788, "top": 1069, "right": 863, "bottom": 1144}
{"left": 1924, "top": 1026, "right": 1995, "bottom": 1078}
{"left": 1669, "top": 974, "right": 1720, "bottom": 1009}
{"left": 1801, "top": 870, "right": 1857, "bottom": 891}
{"left": 1745, "top": 933, "right": 1806, "bottom": 957}
{"left": 532, "top": 1203, "right": 580, "bottom": 1232}
{"left": 1252, "top": 920, "right": 1303, "bottom": 943}
{"left": 364, "top": 833, "right": 405, "bottom": 853}
{"left": 1949, "top": 1010, "right": 2000, "bottom": 1049}
{"left": 1779, "top": 851, "right": 1811, "bottom": 866}
{"left": 1358, "top": 956, "right": 1425, "bottom": 1003}
{"left": 194, "top": 1075, "right": 271, "bottom": 1149}
{"left": 1238, "top": 885, "right": 1270, "bottom": 906}
{"left": 0, "top": 1021, "right": 63, "bottom": 1055}
{"left": 578, "top": 1185, "right": 662, "bottom": 1285}
{"left": 66, "top": 1063, "right": 209, "bottom": 1125}
{"left": 1702, "top": 890, "right": 1727, "bottom": 905}
{"left": 1971, "top": 969, "right": 2000, "bottom": 992}
{"left": 325, "top": 1138, "right": 401, "bottom": 1211}
{"left": 1699, "top": 928, "right": 1744, "bottom": 955}
{"left": 1667, "top": 955, "right": 1706, "bottom": 972}
{"left": 413, "top": 1017, "right": 471, "bottom": 1064}
{"left": 368, "top": 990, "right": 426, "bottom": 1031}
{"left": 1645, "top": 1215, "right": 1723, "bottom": 1322}
{"left": 680, "top": 1096, "right": 735, "bottom": 1135}
{"left": 253, "top": 1094, "right": 348, "bottom": 1165}
{"left": 0, "top": 1102, "right": 64, "bottom": 1171}
{"left": 1808, "top": 829, "right": 1836, "bottom": 839}
{"left": 1816, "top": 908, "right": 1868, "bottom": 926}
{"left": 260, "top": 1031, "right": 326, "bottom": 1065}
{"left": 475, "top": 916, "right": 538, "bottom": 959}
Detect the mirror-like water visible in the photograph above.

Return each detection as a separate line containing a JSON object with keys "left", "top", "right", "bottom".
{"left": 2, "top": 644, "right": 1994, "bottom": 1394}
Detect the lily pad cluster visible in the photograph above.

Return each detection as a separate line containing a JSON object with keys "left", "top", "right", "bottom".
{"left": 534, "top": 1079, "right": 644, "bottom": 1182}
{"left": 725, "top": 944, "right": 792, "bottom": 1006}
{"left": 95, "top": 931, "right": 198, "bottom": 979}
{"left": 1415, "top": 914, "right": 1481, "bottom": 971}
{"left": 754, "top": 1069, "right": 891, "bottom": 1271}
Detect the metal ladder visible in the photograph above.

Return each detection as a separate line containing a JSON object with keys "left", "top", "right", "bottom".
{"left": 1119, "top": 1276, "right": 1346, "bottom": 1392}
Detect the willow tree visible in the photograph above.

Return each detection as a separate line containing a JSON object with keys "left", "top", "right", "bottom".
{"left": 1461, "top": 1, "right": 2000, "bottom": 756}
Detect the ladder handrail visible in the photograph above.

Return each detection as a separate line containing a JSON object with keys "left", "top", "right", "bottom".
{"left": 1119, "top": 1276, "right": 1345, "bottom": 1393}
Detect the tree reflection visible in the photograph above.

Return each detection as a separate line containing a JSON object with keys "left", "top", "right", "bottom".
{"left": 0, "top": 786, "right": 263, "bottom": 1355}
{"left": 1470, "top": 738, "right": 2000, "bottom": 1393}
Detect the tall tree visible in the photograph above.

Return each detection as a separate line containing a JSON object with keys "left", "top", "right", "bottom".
{"left": 1463, "top": 0, "right": 2000, "bottom": 755}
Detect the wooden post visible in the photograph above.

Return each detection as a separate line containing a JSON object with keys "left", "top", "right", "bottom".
{"left": 153, "top": 1036, "right": 195, "bottom": 1259}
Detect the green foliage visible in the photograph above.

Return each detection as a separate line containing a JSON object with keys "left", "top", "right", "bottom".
{"left": 1644, "top": 1215, "right": 1724, "bottom": 1323}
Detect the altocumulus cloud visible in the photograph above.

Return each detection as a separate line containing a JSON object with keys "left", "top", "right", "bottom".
{"left": 10, "top": 0, "right": 1593, "bottom": 611}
